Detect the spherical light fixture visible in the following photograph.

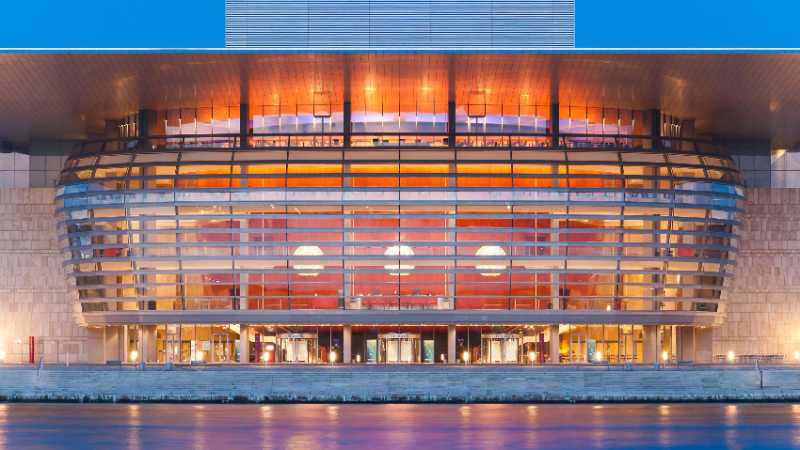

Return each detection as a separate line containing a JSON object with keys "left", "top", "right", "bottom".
{"left": 384, "top": 245, "right": 415, "bottom": 276}
{"left": 475, "top": 245, "right": 507, "bottom": 276}
{"left": 292, "top": 245, "right": 324, "bottom": 276}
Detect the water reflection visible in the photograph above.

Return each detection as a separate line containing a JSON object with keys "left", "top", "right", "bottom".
{"left": 0, "top": 403, "right": 798, "bottom": 449}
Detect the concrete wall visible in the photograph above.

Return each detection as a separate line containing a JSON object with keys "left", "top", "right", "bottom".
{"left": 0, "top": 188, "right": 86, "bottom": 363}
{"left": 0, "top": 366, "right": 798, "bottom": 402}
{"left": 715, "top": 188, "right": 800, "bottom": 358}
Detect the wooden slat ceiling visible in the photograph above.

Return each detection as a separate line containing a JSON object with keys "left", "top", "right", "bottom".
{"left": 0, "top": 53, "right": 799, "bottom": 146}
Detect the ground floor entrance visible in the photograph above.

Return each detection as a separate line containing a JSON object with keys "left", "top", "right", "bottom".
{"left": 89, "top": 323, "right": 713, "bottom": 365}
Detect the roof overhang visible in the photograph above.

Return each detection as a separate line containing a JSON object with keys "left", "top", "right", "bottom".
{"left": 0, "top": 52, "right": 798, "bottom": 148}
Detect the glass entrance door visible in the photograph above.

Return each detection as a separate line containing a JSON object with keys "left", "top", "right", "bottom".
{"left": 277, "top": 333, "right": 318, "bottom": 363}
{"left": 619, "top": 325, "right": 636, "bottom": 363}
{"left": 480, "top": 333, "right": 521, "bottom": 363}
{"left": 569, "top": 327, "right": 587, "bottom": 363}
{"left": 378, "top": 333, "right": 420, "bottom": 363}
{"left": 165, "top": 331, "right": 180, "bottom": 363}
{"left": 211, "top": 333, "right": 231, "bottom": 362}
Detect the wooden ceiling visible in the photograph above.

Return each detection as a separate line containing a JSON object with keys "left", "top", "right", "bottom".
{"left": 1, "top": 52, "right": 799, "bottom": 146}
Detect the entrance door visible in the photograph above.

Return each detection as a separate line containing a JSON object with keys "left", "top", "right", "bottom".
{"left": 278, "top": 334, "right": 318, "bottom": 363}
{"left": 165, "top": 332, "right": 180, "bottom": 363}
{"left": 287, "top": 338, "right": 308, "bottom": 362}
{"left": 422, "top": 339, "right": 435, "bottom": 363}
{"left": 211, "top": 333, "right": 230, "bottom": 362}
{"left": 569, "top": 330, "right": 587, "bottom": 363}
{"left": 366, "top": 339, "right": 378, "bottom": 363}
{"left": 378, "top": 333, "right": 420, "bottom": 363}
{"left": 481, "top": 334, "right": 521, "bottom": 363}
{"left": 619, "top": 325, "right": 636, "bottom": 363}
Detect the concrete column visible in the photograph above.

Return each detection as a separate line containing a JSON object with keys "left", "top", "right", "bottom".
{"left": 549, "top": 324, "right": 561, "bottom": 363}
{"left": 239, "top": 325, "right": 249, "bottom": 363}
{"left": 137, "top": 109, "right": 157, "bottom": 139}
{"left": 343, "top": 101, "right": 352, "bottom": 147}
{"left": 343, "top": 55, "right": 352, "bottom": 148}
{"left": 447, "top": 325, "right": 456, "bottom": 364}
{"left": 447, "top": 56, "right": 456, "bottom": 148}
{"left": 650, "top": 108, "right": 662, "bottom": 149}
{"left": 643, "top": 325, "right": 658, "bottom": 364}
{"left": 447, "top": 100, "right": 456, "bottom": 147}
{"left": 239, "top": 103, "right": 250, "bottom": 148}
{"left": 122, "top": 325, "right": 129, "bottom": 363}
{"left": 550, "top": 102, "right": 560, "bottom": 147}
{"left": 343, "top": 325, "right": 352, "bottom": 364}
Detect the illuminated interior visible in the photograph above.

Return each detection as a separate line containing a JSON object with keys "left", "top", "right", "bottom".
{"left": 58, "top": 83, "right": 743, "bottom": 364}
{"left": 60, "top": 146, "right": 740, "bottom": 313}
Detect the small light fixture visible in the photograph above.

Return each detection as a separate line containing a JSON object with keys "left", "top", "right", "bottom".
{"left": 441, "top": 353, "right": 446, "bottom": 363}
{"left": 594, "top": 351, "right": 603, "bottom": 362}
{"left": 727, "top": 351, "right": 736, "bottom": 363}
{"left": 462, "top": 350, "right": 470, "bottom": 364}
{"left": 0, "top": 350, "right": 6, "bottom": 362}
{"left": 356, "top": 354, "right": 361, "bottom": 363}
{"left": 793, "top": 351, "right": 800, "bottom": 361}
{"left": 475, "top": 245, "right": 507, "bottom": 276}
{"left": 384, "top": 245, "right": 415, "bottom": 276}
{"left": 266, "top": 343, "right": 275, "bottom": 352}
{"left": 329, "top": 350, "right": 337, "bottom": 363}
{"left": 528, "top": 351, "right": 537, "bottom": 363}
{"left": 605, "top": 305, "right": 612, "bottom": 311}
{"left": 129, "top": 350, "right": 139, "bottom": 362}
{"left": 293, "top": 245, "right": 324, "bottom": 276}
{"left": 661, "top": 351, "right": 669, "bottom": 362}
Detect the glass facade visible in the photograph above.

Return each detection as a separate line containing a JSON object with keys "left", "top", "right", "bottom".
{"left": 58, "top": 146, "right": 741, "bottom": 314}
{"left": 57, "top": 97, "right": 743, "bottom": 365}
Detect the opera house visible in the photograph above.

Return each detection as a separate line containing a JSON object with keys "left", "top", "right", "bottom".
{"left": 0, "top": 51, "right": 798, "bottom": 366}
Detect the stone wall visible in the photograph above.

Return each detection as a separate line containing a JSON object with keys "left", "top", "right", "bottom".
{"left": 0, "top": 366, "right": 798, "bottom": 402}
{"left": 0, "top": 188, "right": 86, "bottom": 363}
{"left": 714, "top": 188, "right": 800, "bottom": 357}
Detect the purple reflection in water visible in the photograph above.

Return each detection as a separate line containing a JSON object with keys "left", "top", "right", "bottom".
{"left": 0, "top": 403, "right": 799, "bottom": 449}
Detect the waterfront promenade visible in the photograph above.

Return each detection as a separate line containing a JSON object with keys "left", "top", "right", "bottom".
{"left": 1, "top": 364, "right": 800, "bottom": 402}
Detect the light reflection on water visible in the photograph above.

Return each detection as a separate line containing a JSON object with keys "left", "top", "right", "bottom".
{"left": 0, "top": 403, "right": 799, "bottom": 449}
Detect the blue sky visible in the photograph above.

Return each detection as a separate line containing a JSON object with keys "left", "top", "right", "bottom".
{"left": 0, "top": 0, "right": 798, "bottom": 48}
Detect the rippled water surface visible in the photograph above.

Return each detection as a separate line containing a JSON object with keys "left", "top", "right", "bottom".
{"left": 0, "top": 403, "right": 799, "bottom": 449}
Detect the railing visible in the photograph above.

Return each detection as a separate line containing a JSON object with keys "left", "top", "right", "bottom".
{"left": 70, "top": 132, "right": 726, "bottom": 157}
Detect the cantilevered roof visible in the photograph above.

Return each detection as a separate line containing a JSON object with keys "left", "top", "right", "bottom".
{"left": 0, "top": 52, "right": 798, "bottom": 146}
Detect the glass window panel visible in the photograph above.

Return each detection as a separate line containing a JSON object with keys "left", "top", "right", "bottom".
{"left": 350, "top": 163, "right": 398, "bottom": 187}
{"left": 514, "top": 164, "right": 551, "bottom": 188}
{"left": 400, "top": 163, "right": 449, "bottom": 187}
{"left": 457, "top": 164, "right": 511, "bottom": 188}
{"left": 287, "top": 164, "right": 341, "bottom": 187}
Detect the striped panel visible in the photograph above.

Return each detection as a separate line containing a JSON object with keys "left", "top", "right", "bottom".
{"left": 56, "top": 146, "right": 742, "bottom": 319}
{"left": 225, "top": 0, "right": 575, "bottom": 49}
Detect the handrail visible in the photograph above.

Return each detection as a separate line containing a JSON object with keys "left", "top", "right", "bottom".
{"left": 69, "top": 132, "right": 725, "bottom": 158}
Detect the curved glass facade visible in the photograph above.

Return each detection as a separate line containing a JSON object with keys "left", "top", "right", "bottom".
{"left": 57, "top": 145, "right": 742, "bottom": 318}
